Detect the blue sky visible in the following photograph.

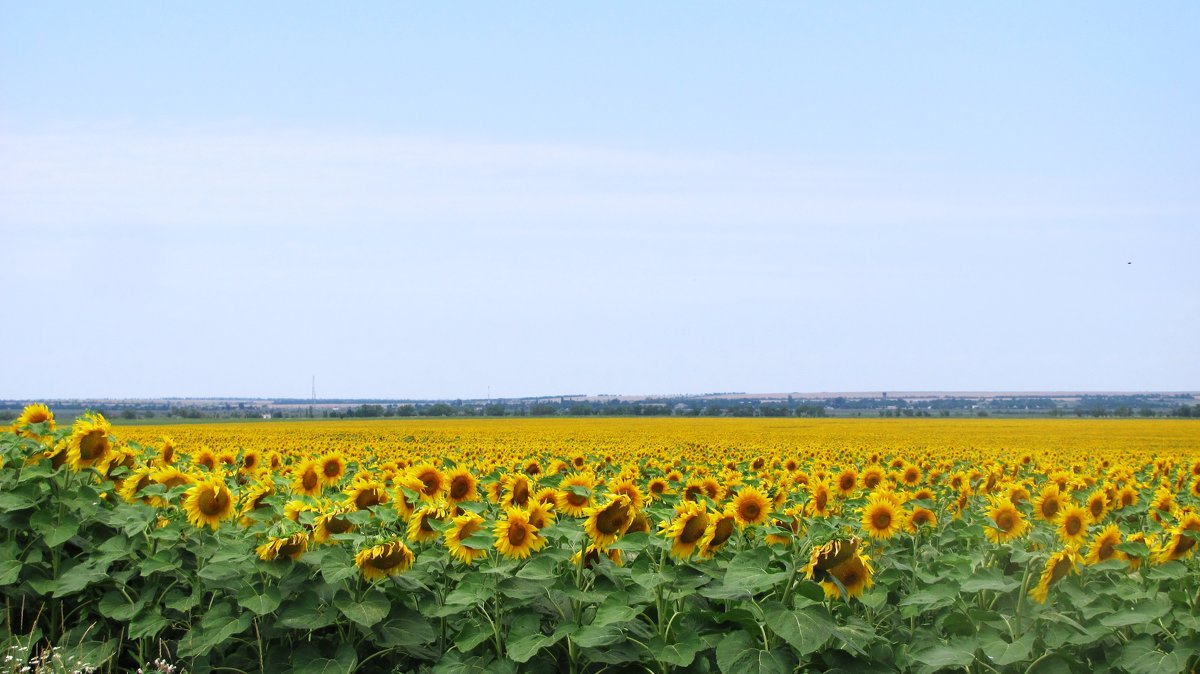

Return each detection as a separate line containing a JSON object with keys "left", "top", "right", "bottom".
{"left": 2, "top": 2, "right": 1197, "bottom": 399}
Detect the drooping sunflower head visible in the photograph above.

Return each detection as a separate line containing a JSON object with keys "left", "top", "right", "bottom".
{"left": 344, "top": 480, "right": 388, "bottom": 511}
{"left": 355, "top": 541, "right": 415, "bottom": 581}
{"left": 239, "top": 480, "right": 276, "bottom": 524}
{"left": 820, "top": 550, "right": 874, "bottom": 600}
{"left": 646, "top": 478, "right": 670, "bottom": 501}
{"left": 526, "top": 500, "right": 557, "bottom": 529}
{"left": 583, "top": 494, "right": 633, "bottom": 548}
{"left": 607, "top": 478, "right": 644, "bottom": 512}
{"left": 493, "top": 507, "right": 546, "bottom": 560}
{"left": 1156, "top": 512, "right": 1200, "bottom": 564}
{"left": 183, "top": 476, "right": 236, "bottom": 530}
{"left": 314, "top": 507, "right": 356, "bottom": 544}
{"left": 256, "top": 532, "right": 309, "bottom": 561}
{"left": 573, "top": 543, "right": 623, "bottom": 569}
{"left": 732, "top": 486, "right": 771, "bottom": 527}
{"left": 446, "top": 511, "right": 489, "bottom": 565}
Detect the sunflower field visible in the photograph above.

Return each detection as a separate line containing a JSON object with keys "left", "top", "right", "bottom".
{"left": 2, "top": 408, "right": 1200, "bottom": 674}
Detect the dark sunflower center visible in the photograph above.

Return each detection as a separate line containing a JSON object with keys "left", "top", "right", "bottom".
{"left": 324, "top": 461, "right": 341, "bottom": 478}
{"left": 327, "top": 515, "right": 353, "bottom": 534}
{"left": 596, "top": 503, "right": 630, "bottom": 535}
{"left": 1098, "top": 541, "right": 1115, "bottom": 560}
{"left": 450, "top": 477, "right": 470, "bottom": 499}
{"left": 508, "top": 522, "right": 528, "bottom": 546}
{"left": 302, "top": 470, "right": 319, "bottom": 491}
{"left": 684, "top": 486, "right": 702, "bottom": 501}
{"left": 370, "top": 546, "right": 406, "bottom": 570}
{"left": 815, "top": 492, "right": 828, "bottom": 511}
{"left": 566, "top": 490, "right": 588, "bottom": 507}
{"left": 1090, "top": 501, "right": 1103, "bottom": 517}
{"left": 840, "top": 475, "right": 855, "bottom": 491}
{"left": 740, "top": 501, "right": 761, "bottom": 521}
{"left": 864, "top": 474, "right": 881, "bottom": 488}
{"left": 356, "top": 489, "right": 382, "bottom": 510}
{"left": 79, "top": 431, "right": 109, "bottom": 460}
{"left": 511, "top": 480, "right": 529, "bottom": 506}
{"left": 680, "top": 514, "right": 708, "bottom": 544}
{"left": 871, "top": 510, "right": 892, "bottom": 531}
{"left": 995, "top": 511, "right": 1015, "bottom": 532}
{"left": 912, "top": 510, "right": 931, "bottom": 526}
{"left": 1049, "top": 557, "right": 1071, "bottom": 583}
{"left": 456, "top": 520, "right": 479, "bottom": 543}
{"left": 710, "top": 518, "right": 735, "bottom": 547}
{"left": 1065, "top": 516, "right": 1082, "bottom": 536}
{"left": 650, "top": 482, "right": 665, "bottom": 494}
{"left": 198, "top": 487, "right": 229, "bottom": 516}
{"left": 1042, "top": 500, "right": 1060, "bottom": 519}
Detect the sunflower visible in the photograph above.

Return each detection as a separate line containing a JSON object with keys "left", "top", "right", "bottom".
{"left": 501, "top": 473, "right": 534, "bottom": 509}
{"left": 659, "top": 501, "right": 709, "bottom": 559}
{"left": 12, "top": 403, "right": 55, "bottom": 437}
{"left": 292, "top": 460, "right": 323, "bottom": 497}
{"left": 256, "top": 532, "right": 308, "bottom": 561}
{"left": 681, "top": 479, "right": 706, "bottom": 502}
{"left": 150, "top": 465, "right": 195, "bottom": 494}
{"left": 698, "top": 507, "right": 738, "bottom": 558}
{"left": 344, "top": 480, "right": 388, "bottom": 511}
{"left": 355, "top": 541, "right": 415, "bottom": 581}
{"left": 183, "top": 477, "right": 236, "bottom": 530}
{"left": 900, "top": 464, "right": 922, "bottom": 488}
{"left": 1085, "top": 490, "right": 1108, "bottom": 523}
{"left": 820, "top": 551, "right": 874, "bottom": 600}
{"left": 239, "top": 480, "right": 275, "bottom": 524}
{"left": 445, "top": 468, "right": 479, "bottom": 505}
{"left": 1029, "top": 547, "right": 1081, "bottom": 604}
{"left": 407, "top": 505, "right": 445, "bottom": 544}
{"left": 408, "top": 464, "right": 445, "bottom": 501}
{"left": 700, "top": 477, "right": 722, "bottom": 501}
{"left": 1056, "top": 504, "right": 1090, "bottom": 547}
{"left": 1156, "top": 512, "right": 1200, "bottom": 564}
{"left": 493, "top": 507, "right": 546, "bottom": 559}
{"left": 806, "top": 480, "right": 834, "bottom": 517}
{"left": 318, "top": 452, "right": 347, "bottom": 487}
{"left": 314, "top": 507, "right": 356, "bottom": 544}
{"left": 803, "top": 537, "right": 860, "bottom": 579}
{"left": 555, "top": 473, "right": 593, "bottom": 517}
{"left": 1125, "top": 532, "right": 1154, "bottom": 571}
{"left": 118, "top": 466, "right": 155, "bottom": 503}
{"left": 732, "top": 486, "right": 772, "bottom": 526}
{"left": 193, "top": 448, "right": 217, "bottom": 472}
{"left": 392, "top": 475, "right": 425, "bottom": 519}
{"left": 284, "top": 499, "right": 316, "bottom": 522}
{"left": 583, "top": 495, "right": 633, "bottom": 548}
{"left": 1084, "top": 524, "right": 1125, "bottom": 565}
{"left": 861, "top": 466, "right": 885, "bottom": 490}
{"left": 835, "top": 468, "right": 858, "bottom": 497}
{"left": 156, "top": 437, "right": 177, "bottom": 466}
{"left": 906, "top": 506, "right": 938, "bottom": 533}
{"left": 1033, "top": 485, "right": 1064, "bottom": 522}
{"left": 984, "top": 498, "right": 1029, "bottom": 544}
{"left": 626, "top": 510, "right": 651, "bottom": 535}
{"left": 609, "top": 478, "right": 645, "bottom": 512}
{"left": 240, "top": 450, "right": 262, "bottom": 474}
{"left": 445, "top": 511, "right": 489, "bottom": 565}
{"left": 573, "top": 543, "right": 623, "bottom": 569}
{"left": 646, "top": 478, "right": 670, "bottom": 501}
{"left": 65, "top": 412, "right": 113, "bottom": 472}
{"left": 860, "top": 492, "right": 902, "bottom": 539}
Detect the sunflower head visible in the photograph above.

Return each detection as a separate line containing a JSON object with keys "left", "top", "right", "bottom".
{"left": 183, "top": 476, "right": 236, "bottom": 530}
{"left": 355, "top": 541, "right": 415, "bottom": 581}
{"left": 494, "top": 507, "right": 546, "bottom": 559}
{"left": 257, "top": 532, "right": 309, "bottom": 561}
{"left": 732, "top": 486, "right": 772, "bottom": 527}
{"left": 660, "top": 501, "right": 709, "bottom": 560}
{"left": 583, "top": 494, "right": 633, "bottom": 548}
{"left": 860, "top": 492, "right": 901, "bottom": 540}
{"left": 984, "top": 498, "right": 1029, "bottom": 544}
{"left": 446, "top": 511, "right": 490, "bottom": 565}
{"left": 66, "top": 412, "right": 113, "bottom": 472}
{"left": 1056, "top": 504, "right": 1090, "bottom": 546}
{"left": 445, "top": 468, "right": 479, "bottom": 505}
{"left": 12, "top": 403, "right": 55, "bottom": 437}
{"left": 698, "top": 507, "right": 738, "bottom": 558}
{"left": 555, "top": 473, "right": 593, "bottom": 517}
{"left": 1084, "top": 524, "right": 1125, "bottom": 566}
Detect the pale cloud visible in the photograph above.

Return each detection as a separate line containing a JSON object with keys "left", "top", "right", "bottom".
{"left": 4, "top": 122, "right": 1193, "bottom": 235}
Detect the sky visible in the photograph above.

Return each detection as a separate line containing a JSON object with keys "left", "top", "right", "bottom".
{"left": 2, "top": 2, "right": 1198, "bottom": 400}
